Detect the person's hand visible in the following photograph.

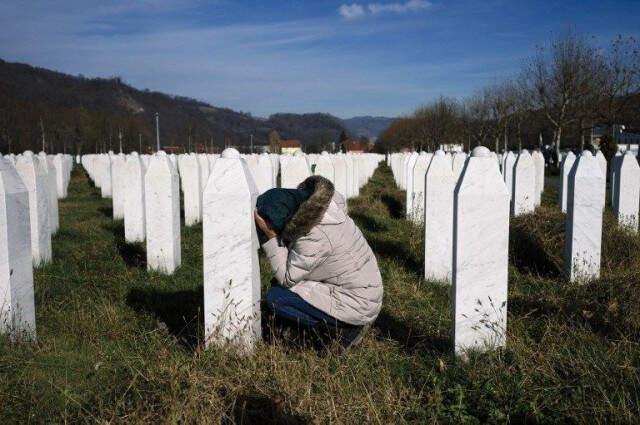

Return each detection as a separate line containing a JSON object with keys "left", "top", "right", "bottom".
{"left": 255, "top": 210, "right": 277, "bottom": 241}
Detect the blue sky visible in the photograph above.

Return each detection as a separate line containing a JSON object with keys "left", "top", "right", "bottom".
{"left": 0, "top": 0, "right": 639, "bottom": 118}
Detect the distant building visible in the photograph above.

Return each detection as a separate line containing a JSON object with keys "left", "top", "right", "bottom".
{"left": 162, "top": 146, "right": 183, "bottom": 154}
{"left": 280, "top": 139, "right": 303, "bottom": 155}
{"left": 590, "top": 125, "right": 640, "bottom": 148}
{"left": 439, "top": 143, "right": 464, "bottom": 153}
{"left": 342, "top": 140, "right": 369, "bottom": 153}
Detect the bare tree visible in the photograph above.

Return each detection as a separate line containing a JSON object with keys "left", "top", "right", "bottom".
{"left": 599, "top": 35, "right": 640, "bottom": 135}
{"left": 523, "top": 32, "right": 604, "bottom": 158}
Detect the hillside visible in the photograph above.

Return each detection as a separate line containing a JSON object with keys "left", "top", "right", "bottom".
{"left": 342, "top": 116, "right": 393, "bottom": 141}
{"left": 0, "top": 59, "right": 349, "bottom": 154}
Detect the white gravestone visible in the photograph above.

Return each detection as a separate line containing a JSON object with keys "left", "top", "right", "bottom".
{"left": 203, "top": 148, "right": 261, "bottom": 349}
{"left": 15, "top": 153, "right": 52, "bottom": 266}
{"left": 501, "top": 151, "right": 516, "bottom": 203}
{"left": 410, "top": 152, "right": 432, "bottom": 224}
{"left": 281, "top": 155, "right": 310, "bottom": 189}
{"left": 255, "top": 154, "right": 274, "bottom": 195}
{"left": 564, "top": 151, "right": 605, "bottom": 282}
{"left": 452, "top": 146, "right": 509, "bottom": 357}
{"left": 101, "top": 155, "right": 113, "bottom": 198}
{"left": 424, "top": 151, "right": 455, "bottom": 281}
{"left": 532, "top": 150, "right": 545, "bottom": 207}
{"left": 53, "top": 154, "right": 68, "bottom": 199}
{"left": 344, "top": 154, "right": 355, "bottom": 199}
{"left": 404, "top": 153, "right": 419, "bottom": 219}
{"left": 124, "top": 154, "right": 147, "bottom": 243}
{"left": 314, "top": 153, "right": 335, "bottom": 183}
{"left": 559, "top": 151, "right": 576, "bottom": 213}
{"left": 145, "top": 152, "right": 181, "bottom": 274}
{"left": 452, "top": 152, "right": 467, "bottom": 181}
{"left": 331, "top": 155, "right": 349, "bottom": 197}
{"left": 38, "top": 154, "right": 59, "bottom": 234}
{"left": 111, "top": 154, "right": 126, "bottom": 220}
{"left": 0, "top": 158, "right": 36, "bottom": 339}
{"left": 512, "top": 150, "right": 536, "bottom": 216}
{"left": 614, "top": 151, "right": 640, "bottom": 232}
{"left": 197, "top": 154, "right": 210, "bottom": 197}
{"left": 181, "top": 154, "right": 202, "bottom": 226}
{"left": 349, "top": 154, "right": 360, "bottom": 198}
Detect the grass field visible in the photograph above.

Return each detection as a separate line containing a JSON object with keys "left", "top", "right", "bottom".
{"left": 1, "top": 164, "right": 640, "bottom": 424}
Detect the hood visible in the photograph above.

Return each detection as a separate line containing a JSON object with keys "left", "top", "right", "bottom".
{"left": 282, "top": 175, "right": 338, "bottom": 242}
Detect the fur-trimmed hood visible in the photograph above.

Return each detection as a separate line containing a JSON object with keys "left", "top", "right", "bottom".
{"left": 281, "top": 175, "right": 340, "bottom": 243}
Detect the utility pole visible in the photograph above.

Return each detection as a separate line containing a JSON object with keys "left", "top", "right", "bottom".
{"left": 155, "top": 112, "right": 160, "bottom": 152}
{"left": 118, "top": 129, "right": 123, "bottom": 153}
{"left": 40, "top": 117, "right": 46, "bottom": 153}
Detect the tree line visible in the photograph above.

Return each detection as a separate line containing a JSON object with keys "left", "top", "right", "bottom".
{"left": 375, "top": 33, "right": 640, "bottom": 159}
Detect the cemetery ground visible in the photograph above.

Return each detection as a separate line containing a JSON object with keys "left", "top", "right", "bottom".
{"left": 2, "top": 165, "right": 640, "bottom": 424}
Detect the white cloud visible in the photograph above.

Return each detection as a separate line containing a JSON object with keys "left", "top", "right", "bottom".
{"left": 338, "top": 0, "right": 431, "bottom": 19}
{"left": 338, "top": 3, "right": 366, "bottom": 20}
{"left": 368, "top": 0, "right": 431, "bottom": 15}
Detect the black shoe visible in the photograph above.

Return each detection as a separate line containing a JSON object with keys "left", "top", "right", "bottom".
{"left": 338, "top": 324, "right": 370, "bottom": 354}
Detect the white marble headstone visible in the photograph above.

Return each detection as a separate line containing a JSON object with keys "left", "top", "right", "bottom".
{"left": 314, "top": 153, "right": 335, "bottom": 183}
{"left": 614, "top": 151, "right": 639, "bottom": 232}
{"left": 512, "top": 150, "right": 536, "bottom": 216}
{"left": 281, "top": 155, "right": 310, "bottom": 189}
{"left": 559, "top": 151, "right": 576, "bottom": 213}
{"left": 452, "top": 146, "right": 509, "bottom": 357}
{"left": 203, "top": 148, "right": 261, "bottom": 349}
{"left": 564, "top": 151, "right": 605, "bottom": 282}
{"left": 410, "top": 152, "right": 432, "bottom": 224}
{"left": 110, "top": 154, "right": 126, "bottom": 220}
{"left": 180, "top": 154, "right": 202, "bottom": 226}
{"left": 0, "top": 157, "right": 36, "bottom": 339}
{"left": 145, "top": 151, "right": 181, "bottom": 274}
{"left": 124, "top": 153, "right": 147, "bottom": 243}
{"left": 424, "top": 151, "right": 454, "bottom": 281}
{"left": 15, "top": 153, "right": 52, "bottom": 266}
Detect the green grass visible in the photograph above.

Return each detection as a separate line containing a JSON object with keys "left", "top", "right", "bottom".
{"left": 1, "top": 164, "right": 640, "bottom": 424}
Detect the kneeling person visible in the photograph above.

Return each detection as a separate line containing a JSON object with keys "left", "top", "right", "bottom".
{"left": 255, "top": 176, "right": 383, "bottom": 352}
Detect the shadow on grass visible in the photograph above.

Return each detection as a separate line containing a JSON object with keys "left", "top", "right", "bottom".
{"left": 380, "top": 193, "right": 404, "bottom": 219}
{"left": 102, "top": 221, "right": 147, "bottom": 268}
{"left": 368, "top": 238, "right": 422, "bottom": 278}
{"left": 225, "top": 393, "right": 310, "bottom": 425}
{"left": 126, "top": 286, "right": 202, "bottom": 349}
{"left": 98, "top": 206, "right": 113, "bottom": 218}
{"left": 374, "top": 310, "right": 449, "bottom": 355}
{"left": 350, "top": 212, "right": 389, "bottom": 233}
{"left": 509, "top": 224, "right": 562, "bottom": 278}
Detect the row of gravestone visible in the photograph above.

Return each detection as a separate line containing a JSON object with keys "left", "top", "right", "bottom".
{"left": 79, "top": 149, "right": 383, "bottom": 349}
{"left": 1, "top": 152, "right": 73, "bottom": 340}
{"left": 388, "top": 147, "right": 619, "bottom": 356}
{"left": 561, "top": 150, "right": 640, "bottom": 233}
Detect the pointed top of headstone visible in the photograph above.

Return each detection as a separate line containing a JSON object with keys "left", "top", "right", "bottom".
{"left": 566, "top": 151, "right": 577, "bottom": 159}
{"left": 471, "top": 146, "right": 491, "bottom": 158}
{"left": 419, "top": 151, "right": 428, "bottom": 156}
{"left": 23, "top": 151, "right": 34, "bottom": 157}
{"left": 156, "top": 150, "right": 167, "bottom": 156}
{"left": 321, "top": 151, "right": 329, "bottom": 155}
{"left": 221, "top": 148, "right": 240, "bottom": 159}
{"left": 581, "top": 150, "right": 593, "bottom": 158}
{"left": 294, "top": 150, "right": 305, "bottom": 157}
{"left": 434, "top": 150, "right": 445, "bottom": 156}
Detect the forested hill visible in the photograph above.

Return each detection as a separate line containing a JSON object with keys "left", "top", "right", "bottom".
{"left": 0, "top": 59, "right": 358, "bottom": 154}
{"left": 342, "top": 116, "right": 393, "bottom": 141}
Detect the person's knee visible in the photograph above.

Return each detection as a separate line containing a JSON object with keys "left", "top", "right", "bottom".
{"left": 265, "top": 285, "right": 288, "bottom": 310}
